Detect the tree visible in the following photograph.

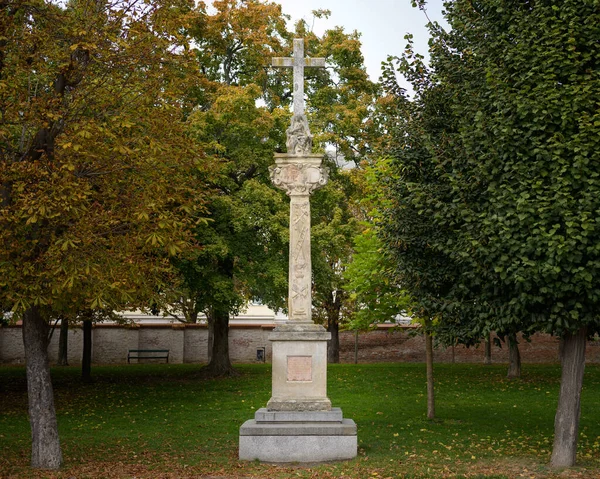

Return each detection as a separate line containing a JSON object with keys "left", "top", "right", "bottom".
{"left": 78, "top": 308, "right": 123, "bottom": 382}
{"left": 155, "top": 0, "right": 294, "bottom": 376}
{"left": 170, "top": 83, "right": 289, "bottom": 376}
{"left": 311, "top": 166, "right": 361, "bottom": 363}
{"left": 344, "top": 228, "right": 409, "bottom": 327}
{"left": 57, "top": 317, "right": 69, "bottom": 366}
{"left": 165, "top": 1, "right": 380, "bottom": 374}
{"left": 343, "top": 160, "right": 411, "bottom": 331}
{"left": 296, "top": 16, "right": 381, "bottom": 363}
{"left": 378, "top": 39, "right": 463, "bottom": 421}
{"left": 384, "top": 0, "right": 600, "bottom": 467}
{"left": 1, "top": 0, "right": 208, "bottom": 468}
{"left": 506, "top": 332, "right": 521, "bottom": 379}
{"left": 495, "top": 329, "right": 527, "bottom": 379}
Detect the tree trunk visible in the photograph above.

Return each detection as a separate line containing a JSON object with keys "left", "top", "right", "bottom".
{"left": 22, "top": 306, "right": 63, "bottom": 469}
{"left": 484, "top": 334, "right": 492, "bottom": 365}
{"left": 354, "top": 330, "right": 359, "bottom": 364}
{"left": 327, "top": 315, "right": 340, "bottom": 364}
{"left": 207, "top": 319, "right": 214, "bottom": 362}
{"left": 57, "top": 318, "right": 69, "bottom": 366}
{"left": 551, "top": 326, "right": 587, "bottom": 468}
{"left": 82, "top": 319, "right": 92, "bottom": 382}
{"left": 507, "top": 332, "right": 521, "bottom": 379}
{"left": 204, "top": 309, "right": 237, "bottom": 376}
{"left": 425, "top": 329, "right": 435, "bottom": 420}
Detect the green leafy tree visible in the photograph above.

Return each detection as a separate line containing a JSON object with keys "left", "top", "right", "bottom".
{"left": 169, "top": 82, "right": 289, "bottom": 376}
{"left": 296, "top": 14, "right": 381, "bottom": 363}
{"left": 0, "top": 0, "right": 208, "bottom": 468}
{"left": 343, "top": 160, "right": 411, "bottom": 331}
{"left": 344, "top": 227, "right": 410, "bottom": 328}
{"left": 384, "top": 0, "right": 600, "bottom": 467}
{"left": 163, "top": 0, "right": 292, "bottom": 376}
{"left": 169, "top": 2, "right": 380, "bottom": 374}
{"left": 311, "top": 166, "right": 361, "bottom": 363}
{"left": 164, "top": 1, "right": 292, "bottom": 367}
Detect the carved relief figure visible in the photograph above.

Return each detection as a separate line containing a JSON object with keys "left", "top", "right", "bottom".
{"left": 293, "top": 231, "right": 308, "bottom": 274}
{"left": 286, "top": 114, "right": 313, "bottom": 155}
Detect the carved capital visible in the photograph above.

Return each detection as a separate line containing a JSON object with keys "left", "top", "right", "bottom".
{"left": 270, "top": 162, "right": 329, "bottom": 196}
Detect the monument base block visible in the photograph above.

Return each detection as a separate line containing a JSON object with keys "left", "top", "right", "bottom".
{"left": 266, "top": 397, "right": 332, "bottom": 411}
{"left": 239, "top": 408, "right": 357, "bottom": 462}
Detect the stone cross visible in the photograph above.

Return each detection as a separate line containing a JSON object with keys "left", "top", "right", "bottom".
{"left": 270, "top": 38, "right": 328, "bottom": 324}
{"left": 272, "top": 38, "right": 326, "bottom": 117}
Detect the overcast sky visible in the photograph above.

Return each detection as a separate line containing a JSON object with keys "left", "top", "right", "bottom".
{"left": 275, "top": 0, "right": 448, "bottom": 83}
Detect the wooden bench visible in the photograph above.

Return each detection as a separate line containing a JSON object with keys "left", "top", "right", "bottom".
{"left": 127, "top": 349, "right": 169, "bottom": 363}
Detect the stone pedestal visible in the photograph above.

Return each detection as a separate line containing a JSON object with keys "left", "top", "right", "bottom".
{"left": 267, "top": 324, "right": 331, "bottom": 411}
{"left": 239, "top": 323, "right": 357, "bottom": 462}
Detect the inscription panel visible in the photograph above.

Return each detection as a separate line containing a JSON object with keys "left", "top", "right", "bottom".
{"left": 287, "top": 355, "right": 312, "bottom": 382}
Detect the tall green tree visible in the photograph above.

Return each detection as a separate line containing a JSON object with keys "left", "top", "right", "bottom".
{"left": 343, "top": 160, "right": 411, "bottom": 331}
{"left": 297, "top": 15, "right": 381, "bottom": 362}
{"left": 171, "top": 82, "right": 289, "bottom": 376}
{"left": 169, "top": 1, "right": 380, "bottom": 374}
{"left": 0, "top": 0, "right": 208, "bottom": 468}
{"left": 160, "top": 1, "right": 292, "bottom": 377}
{"left": 311, "top": 166, "right": 361, "bottom": 363}
{"left": 384, "top": 0, "right": 600, "bottom": 467}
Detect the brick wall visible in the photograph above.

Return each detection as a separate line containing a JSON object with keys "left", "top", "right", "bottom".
{"left": 341, "top": 328, "right": 600, "bottom": 364}
{"left": 2, "top": 323, "right": 600, "bottom": 365}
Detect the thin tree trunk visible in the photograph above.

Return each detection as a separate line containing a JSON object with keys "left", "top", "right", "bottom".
{"left": 484, "top": 334, "right": 492, "bottom": 365}
{"left": 354, "top": 330, "right": 359, "bottom": 364}
{"left": 551, "top": 326, "right": 587, "bottom": 468}
{"left": 57, "top": 318, "right": 69, "bottom": 366}
{"left": 425, "top": 329, "right": 435, "bottom": 420}
{"left": 22, "top": 306, "right": 63, "bottom": 469}
{"left": 207, "top": 319, "right": 214, "bottom": 362}
{"left": 82, "top": 319, "right": 92, "bottom": 382}
{"left": 327, "top": 315, "right": 340, "bottom": 364}
{"left": 507, "top": 332, "right": 521, "bottom": 379}
{"left": 326, "top": 291, "right": 341, "bottom": 363}
{"left": 204, "top": 309, "right": 236, "bottom": 376}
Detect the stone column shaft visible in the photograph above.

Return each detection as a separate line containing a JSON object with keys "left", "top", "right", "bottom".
{"left": 289, "top": 194, "right": 311, "bottom": 322}
{"left": 270, "top": 154, "right": 328, "bottom": 324}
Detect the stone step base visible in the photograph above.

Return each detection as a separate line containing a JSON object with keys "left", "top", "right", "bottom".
{"left": 239, "top": 416, "right": 357, "bottom": 462}
{"left": 240, "top": 418, "right": 356, "bottom": 436}
{"left": 266, "top": 397, "right": 332, "bottom": 412}
{"left": 254, "top": 407, "right": 343, "bottom": 423}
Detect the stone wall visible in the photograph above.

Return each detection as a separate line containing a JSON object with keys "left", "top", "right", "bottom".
{"left": 0, "top": 323, "right": 276, "bottom": 365}
{"left": 2, "top": 323, "right": 600, "bottom": 365}
{"left": 339, "top": 327, "right": 600, "bottom": 364}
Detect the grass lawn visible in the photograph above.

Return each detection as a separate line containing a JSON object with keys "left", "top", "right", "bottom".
{"left": 1, "top": 362, "right": 599, "bottom": 478}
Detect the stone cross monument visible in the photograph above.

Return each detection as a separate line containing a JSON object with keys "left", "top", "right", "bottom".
{"left": 239, "top": 38, "right": 357, "bottom": 463}
{"left": 272, "top": 38, "right": 325, "bottom": 118}
{"left": 269, "top": 39, "right": 326, "bottom": 325}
